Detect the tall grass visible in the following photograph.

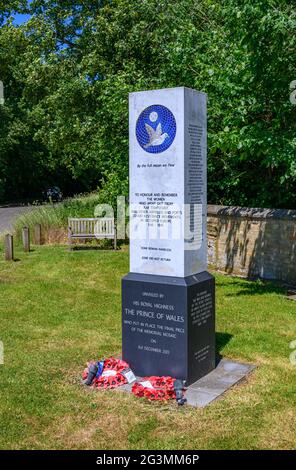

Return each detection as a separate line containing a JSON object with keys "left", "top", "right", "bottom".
{"left": 13, "top": 193, "right": 101, "bottom": 241}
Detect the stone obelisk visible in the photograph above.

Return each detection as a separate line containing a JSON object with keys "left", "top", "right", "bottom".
{"left": 122, "top": 87, "right": 215, "bottom": 385}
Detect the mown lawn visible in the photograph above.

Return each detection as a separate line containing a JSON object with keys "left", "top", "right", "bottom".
{"left": 0, "top": 245, "right": 295, "bottom": 450}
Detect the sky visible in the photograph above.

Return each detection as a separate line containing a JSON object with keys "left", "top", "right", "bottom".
{"left": 11, "top": 0, "right": 32, "bottom": 25}
{"left": 13, "top": 13, "right": 31, "bottom": 25}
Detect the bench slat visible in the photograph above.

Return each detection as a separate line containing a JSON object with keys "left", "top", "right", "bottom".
{"left": 68, "top": 218, "right": 116, "bottom": 243}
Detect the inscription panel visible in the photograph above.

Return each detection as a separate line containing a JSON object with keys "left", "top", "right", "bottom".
{"left": 122, "top": 278, "right": 187, "bottom": 379}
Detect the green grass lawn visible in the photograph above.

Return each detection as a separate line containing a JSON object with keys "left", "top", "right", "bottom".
{"left": 0, "top": 245, "right": 295, "bottom": 450}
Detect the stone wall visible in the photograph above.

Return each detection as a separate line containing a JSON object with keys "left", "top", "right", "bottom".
{"left": 207, "top": 205, "right": 296, "bottom": 284}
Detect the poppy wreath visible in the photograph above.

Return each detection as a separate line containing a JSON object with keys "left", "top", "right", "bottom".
{"left": 132, "top": 376, "right": 176, "bottom": 401}
{"left": 82, "top": 357, "right": 130, "bottom": 389}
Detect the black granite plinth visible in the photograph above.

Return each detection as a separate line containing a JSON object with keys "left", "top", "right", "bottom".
{"left": 122, "top": 271, "right": 215, "bottom": 385}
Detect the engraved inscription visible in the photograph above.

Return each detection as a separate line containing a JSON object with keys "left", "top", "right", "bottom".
{"left": 190, "top": 290, "right": 213, "bottom": 326}
{"left": 123, "top": 289, "right": 185, "bottom": 356}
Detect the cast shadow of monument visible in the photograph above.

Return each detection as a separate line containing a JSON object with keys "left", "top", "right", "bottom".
{"left": 216, "top": 276, "right": 285, "bottom": 297}
{"left": 221, "top": 278, "right": 285, "bottom": 297}
{"left": 215, "top": 332, "right": 233, "bottom": 366}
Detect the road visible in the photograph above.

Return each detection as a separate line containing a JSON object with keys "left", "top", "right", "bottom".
{"left": 0, "top": 206, "right": 37, "bottom": 235}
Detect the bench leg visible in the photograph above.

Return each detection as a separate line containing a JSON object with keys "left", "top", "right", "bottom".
{"left": 68, "top": 229, "right": 72, "bottom": 251}
{"left": 114, "top": 229, "right": 117, "bottom": 251}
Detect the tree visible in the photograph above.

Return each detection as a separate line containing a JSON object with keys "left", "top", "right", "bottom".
{"left": 0, "top": 0, "right": 295, "bottom": 207}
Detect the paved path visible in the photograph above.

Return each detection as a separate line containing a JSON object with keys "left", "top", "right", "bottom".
{"left": 0, "top": 206, "right": 36, "bottom": 234}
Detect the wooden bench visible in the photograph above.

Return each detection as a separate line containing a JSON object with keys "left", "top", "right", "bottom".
{"left": 68, "top": 218, "right": 117, "bottom": 250}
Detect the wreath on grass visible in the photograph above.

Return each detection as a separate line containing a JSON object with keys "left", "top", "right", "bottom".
{"left": 82, "top": 357, "right": 129, "bottom": 389}
{"left": 131, "top": 376, "right": 176, "bottom": 401}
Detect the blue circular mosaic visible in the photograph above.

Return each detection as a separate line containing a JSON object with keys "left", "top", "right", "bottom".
{"left": 136, "top": 104, "right": 176, "bottom": 154}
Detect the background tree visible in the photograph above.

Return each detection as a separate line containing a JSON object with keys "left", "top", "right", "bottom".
{"left": 0, "top": 0, "right": 295, "bottom": 207}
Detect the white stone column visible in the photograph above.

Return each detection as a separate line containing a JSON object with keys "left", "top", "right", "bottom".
{"left": 129, "top": 87, "right": 207, "bottom": 278}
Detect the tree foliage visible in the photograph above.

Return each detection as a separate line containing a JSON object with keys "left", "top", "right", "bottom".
{"left": 0, "top": 0, "right": 295, "bottom": 207}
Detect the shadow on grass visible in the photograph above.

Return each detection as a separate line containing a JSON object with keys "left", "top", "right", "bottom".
{"left": 0, "top": 258, "right": 21, "bottom": 264}
{"left": 70, "top": 245, "right": 119, "bottom": 251}
{"left": 216, "top": 332, "right": 233, "bottom": 353}
{"left": 216, "top": 278, "right": 285, "bottom": 297}
{"left": 216, "top": 332, "right": 233, "bottom": 365}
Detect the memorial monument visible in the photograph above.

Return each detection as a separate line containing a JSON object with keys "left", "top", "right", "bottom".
{"left": 122, "top": 87, "right": 215, "bottom": 385}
